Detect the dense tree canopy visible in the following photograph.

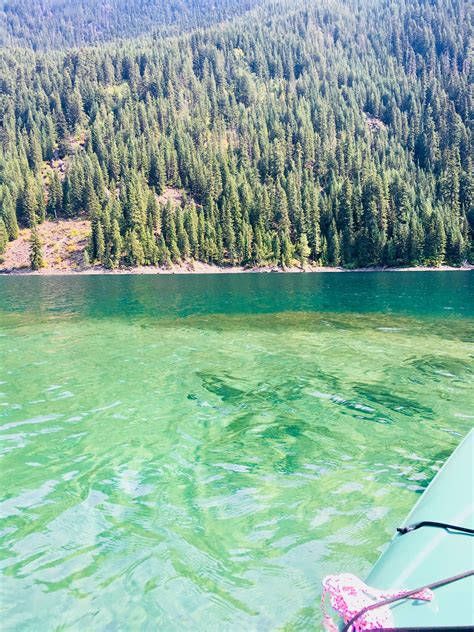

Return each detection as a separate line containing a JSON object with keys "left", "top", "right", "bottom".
{"left": 0, "top": 0, "right": 259, "bottom": 49}
{"left": 0, "top": 0, "right": 472, "bottom": 269}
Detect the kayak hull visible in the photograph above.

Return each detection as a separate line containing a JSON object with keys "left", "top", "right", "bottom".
{"left": 366, "top": 430, "right": 474, "bottom": 627}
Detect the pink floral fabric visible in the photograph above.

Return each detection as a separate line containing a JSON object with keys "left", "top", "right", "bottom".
{"left": 321, "top": 573, "right": 433, "bottom": 631}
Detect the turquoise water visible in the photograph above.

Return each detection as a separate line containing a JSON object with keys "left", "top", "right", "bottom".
{"left": 1, "top": 272, "right": 473, "bottom": 631}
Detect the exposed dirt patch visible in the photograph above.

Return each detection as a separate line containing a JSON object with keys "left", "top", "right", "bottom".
{"left": 365, "top": 113, "right": 386, "bottom": 132}
{"left": 156, "top": 187, "right": 187, "bottom": 206}
{"left": 0, "top": 219, "right": 91, "bottom": 273}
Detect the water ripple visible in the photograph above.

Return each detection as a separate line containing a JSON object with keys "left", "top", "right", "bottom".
{"left": 0, "top": 274, "right": 473, "bottom": 630}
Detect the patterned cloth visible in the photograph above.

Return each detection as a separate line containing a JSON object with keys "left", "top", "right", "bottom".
{"left": 321, "top": 573, "right": 433, "bottom": 631}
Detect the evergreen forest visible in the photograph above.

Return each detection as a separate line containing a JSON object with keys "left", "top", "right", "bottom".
{"left": 0, "top": 0, "right": 472, "bottom": 270}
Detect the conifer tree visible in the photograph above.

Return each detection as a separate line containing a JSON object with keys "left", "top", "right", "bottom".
{"left": 339, "top": 179, "right": 354, "bottom": 264}
{"left": 272, "top": 234, "right": 281, "bottom": 264}
{"left": 0, "top": 219, "right": 8, "bottom": 255}
{"left": 29, "top": 225, "right": 45, "bottom": 270}
{"left": 149, "top": 148, "right": 166, "bottom": 194}
{"left": 124, "top": 229, "right": 145, "bottom": 266}
{"left": 0, "top": 189, "right": 19, "bottom": 240}
{"left": 21, "top": 180, "right": 38, "bottom": 227}
{"left": 47, "top": 172, "right": 63, "bottom": 219}
{"left": 408, "top": 214, "right": 425, "bottom": 264}
{"left": 280, "top": 235, "right": 293, "bottom": 268}
{"left": 424, "top": 212, "right": 446, "bottom": 266}
{"left": 327, "top": 220, "right": 341, "bottom": 266}
{"left": 297, "top": 233, "right": 311, "bottom": 268}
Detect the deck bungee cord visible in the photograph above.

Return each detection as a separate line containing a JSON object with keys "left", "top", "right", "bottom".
{"left": 396, "top": 521, "right": 474, "bottom": 536}
{"left": 322, "top": 430, "right": 474, "bottom": 631}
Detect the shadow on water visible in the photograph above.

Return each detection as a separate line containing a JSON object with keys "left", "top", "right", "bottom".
{"left": 0, "top": 271, "right": 473, "bottom": 322}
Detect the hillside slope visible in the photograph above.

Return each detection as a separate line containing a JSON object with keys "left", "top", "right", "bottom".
{"left": 0, "top": 0, "right": 260, "bottom": 49}
{"left": 0, "top": 0, "right": 472, "bottom": 271}
{"left": 0, "top": 220, "right": 90, "bottom": 272}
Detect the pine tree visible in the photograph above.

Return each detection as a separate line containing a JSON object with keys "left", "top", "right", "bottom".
{"left": 29, "top": 225, "right": 45, "bottom": 270}
{"left": 124, "top": 229, "right": 145, "bottom": 266}
{"left": 91, "top": 220, "right": 105, "bottom": 262}
{"left": 239, "top": 222, "right": 253, "bottom": 264}
{"left": 108, "top": 142, "right": 121, "bottom": 183}
{"left": 445, "top": 219, "right": 465, "bottom": 265}
{"left": 123, "top": 174, "right": 147, "bottom": 231}
{"left": 327, "top": 220, "right": 341, "bottom": 266}
{"left": 64, "top": 87, "right": 84, "bottom": 131}
{"left": 424, "top": 211, "right": 446, "bottom": 266}
{"left": 176, "top": 212, "right": 191, "bottom": 260}
{"left": 0, "top": 219, "right": 8, "bottom": 255}
{"left": 107, "top": 219, "right": 123, "bottom": 268}
{"left": 280, "top": 235, "right": 293, "bottom": 268}
{"left": 339, "top": 179, "right": 354, "bottom": 264}
{"left": 146, "top": 192, "right": 161, "bottom": 233}
{"left": 273, "top": 180, "right": 290, "bottom": 237}
{"left": 222, "top": 204, "right": 236, "bottom": 262}
{"left": 36, "top": 185, "right": 46, "bottom": 223}
{"left": 408, "top": 214, "right": 425, "bottom": 264}
{"left": 47, "top": 172, "right": 63, "bottom": 219}
{"left": 28, "top": 129, "right": 43, "bottom": 172}
{"left": 272, "top": 234, "right": 281, "bottom": 264}
{"left": 157, "top": 235, "right": 172, "bottom": 268}
{"left": 21, "top": 179, "right": 38, "bottom": 227}
{"left": 297, "top": 233, "right": 311, "bottom": 268}
{"left": 184, "top": 203, "right": 200, "bottom": 259}
{"left": 149, "top": 148, "right": 166, "bottom": 194}
{"left": 0, "top": 190, "right": 19, "bottom": 240}
{"left": 88, "top": 189, "right": 105, "bottom": 262}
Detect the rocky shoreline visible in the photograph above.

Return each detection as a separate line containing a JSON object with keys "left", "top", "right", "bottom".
{"left": 1, "top": 262, "right": 472, "bottom": 275}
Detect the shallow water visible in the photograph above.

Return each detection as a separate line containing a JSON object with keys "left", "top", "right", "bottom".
{"left": 1, "top": 272, "right": 473, "bottom": 631}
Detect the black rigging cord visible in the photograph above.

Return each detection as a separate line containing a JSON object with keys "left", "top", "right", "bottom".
{"left": 397, "top": 521, "right": 474, "bottom": 536}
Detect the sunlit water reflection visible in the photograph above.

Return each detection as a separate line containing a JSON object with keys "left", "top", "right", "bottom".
{"left": 1, "top": 272, "right": 473, "bottom": 630}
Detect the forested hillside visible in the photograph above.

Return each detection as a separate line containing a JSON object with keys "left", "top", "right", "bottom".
{"left": 0, "top": 0, "right": 472, "bottom": 271}
{"left": 0, "top": 0, "right": 259, "bottom": 49}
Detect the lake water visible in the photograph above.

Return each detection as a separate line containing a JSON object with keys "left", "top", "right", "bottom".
{"left": 1, "top": 272, "right": 473, "bottom": 631}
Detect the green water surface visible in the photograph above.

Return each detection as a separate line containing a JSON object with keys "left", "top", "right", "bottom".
{"left": 0, "top": 272, "right": 473, "bottom": 631}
